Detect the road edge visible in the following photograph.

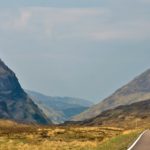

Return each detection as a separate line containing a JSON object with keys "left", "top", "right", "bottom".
{"left": 127, "top": 130, "right": 148, "bottom": 150}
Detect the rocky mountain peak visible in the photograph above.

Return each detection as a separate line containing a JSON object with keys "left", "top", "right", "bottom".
{"left": 0, "top": 59, "right": 25, "bottom": 99}
{"left": 0, "top": 59, "right": 51, "bottom": 124}
{"left": 116, "top": 68, "right": 150, "bottom": 95}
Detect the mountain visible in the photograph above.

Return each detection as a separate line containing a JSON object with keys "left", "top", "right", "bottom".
{"left": 27, "top": 90, "right": 93, "bottom": 124}
{"left": 68, "top": 99, "right": 150, "bottom": 128}
{"left": 72, "top": 69, "right": 150, "bottom": 121}
{"left": 0, "top": 59, "right": 50, "bottom": 124}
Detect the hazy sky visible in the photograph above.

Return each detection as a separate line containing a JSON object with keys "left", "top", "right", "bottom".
{"left": 1, "top": 0, "right": 150, "bottom": 102}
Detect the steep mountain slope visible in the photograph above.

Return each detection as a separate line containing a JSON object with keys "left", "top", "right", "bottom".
{"left": 27, "top": 90, "right": 93, "bottom": 124}
{"left": 72, "top": 69, "right": 150, "bottom": 121}
{"left": 69, "top": 99, "right": 150, "bottom": 128}
{"left": 0, "top": 59, "right": 50, "bottom": 124}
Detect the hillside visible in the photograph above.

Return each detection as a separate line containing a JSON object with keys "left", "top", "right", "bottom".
{"left": 27, "top": 90, "right": 93, "bottom": 124}
{"left": 68, "top": 99, "right": 150, "bottom": 128}
{"left": 0, "top": 59, "right": 50, "bottom": 124}
{"left": 72, "top": 69, "right": 150, "bottom": 121}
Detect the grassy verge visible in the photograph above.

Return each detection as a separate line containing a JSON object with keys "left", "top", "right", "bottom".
{"left": 95, "top": 129, "right": 142, "bottom": 150}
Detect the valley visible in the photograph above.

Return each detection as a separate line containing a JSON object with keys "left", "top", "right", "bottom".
{"left": 27, "top": 90, "right": 93, "bottom": 124}
{"left": 1, "top": 0, "right": 150, "bottom": 149}
{"left": 0, "top": 59, "right": 150, "bottom": 149}
{"left": 1, "top": 59, "right": 150, "bottom": 149}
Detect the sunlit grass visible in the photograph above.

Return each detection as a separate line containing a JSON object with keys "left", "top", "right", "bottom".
{"left": 96, "top": 129, "right": 142, "bottom": 150}
{"left": 0, "top": 120, "right": 144, "bottom": 150}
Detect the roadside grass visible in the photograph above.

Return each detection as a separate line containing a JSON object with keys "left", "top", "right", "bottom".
{"left": 0, "top": 131, "right": 142, "bottom": 150}
{"left": 95, "top": 129, "right": 142, "bottom": 150}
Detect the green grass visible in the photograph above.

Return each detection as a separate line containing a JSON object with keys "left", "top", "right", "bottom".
{"left": 95, "top": 130, "right": 142, "bottom": 150}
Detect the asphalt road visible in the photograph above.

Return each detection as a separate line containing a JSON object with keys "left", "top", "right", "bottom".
{"left": 130, "top": 130, "right": 150, "bottom": 150}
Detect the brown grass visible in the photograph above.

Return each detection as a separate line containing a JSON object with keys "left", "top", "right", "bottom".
{"left": 0, "top": 120, "right": 145, "bottom": 150}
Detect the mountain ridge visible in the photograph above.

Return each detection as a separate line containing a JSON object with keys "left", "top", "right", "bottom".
{"left": 0, "top": 59, "right": 51, "bottom": 124}
{"left": 72, "top": 68, "right": 150, "bottom": 121}
{"left": 66, "top": 99, "right": 150, "bottom": 128}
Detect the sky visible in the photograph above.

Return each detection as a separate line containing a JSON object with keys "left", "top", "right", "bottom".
{"left": 0, "top": 0, "right": 150, "bottom": 103}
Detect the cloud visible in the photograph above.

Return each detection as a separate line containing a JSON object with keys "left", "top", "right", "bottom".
{"left": 138, "top": 0, "right": 150, "bottom": 3}
{"left": 15, "top": 10, "right": 31, "bottom": 29}
{"left": 0, "top": 9, "right": 31, "bottom": 30}
{"left": 0, "top": 5, "right": 150, "bottom": 42}
{"left": 87, "top": 19, "right": 150, "bottom": 41}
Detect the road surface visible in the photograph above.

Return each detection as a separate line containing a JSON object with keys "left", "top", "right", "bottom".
{"left": 128, "top": 130, "right": 150, "bottom": 150}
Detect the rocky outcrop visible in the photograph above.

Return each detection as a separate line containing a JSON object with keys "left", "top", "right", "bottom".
{"left": 0, "top": 59, "right": 51, "bottom": 124}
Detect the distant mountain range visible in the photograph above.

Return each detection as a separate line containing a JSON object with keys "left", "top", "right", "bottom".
{"left": 0, "top": 59, "right": 50, "bottom": 124}
{"left": 2, "top": 57, "right": 150, "bottom": 128}
{"left": 27, "top": 90, "right": 93, "bottom": 124}
{"left": 72, "top": 69, "right": 150, "bottom": 121}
